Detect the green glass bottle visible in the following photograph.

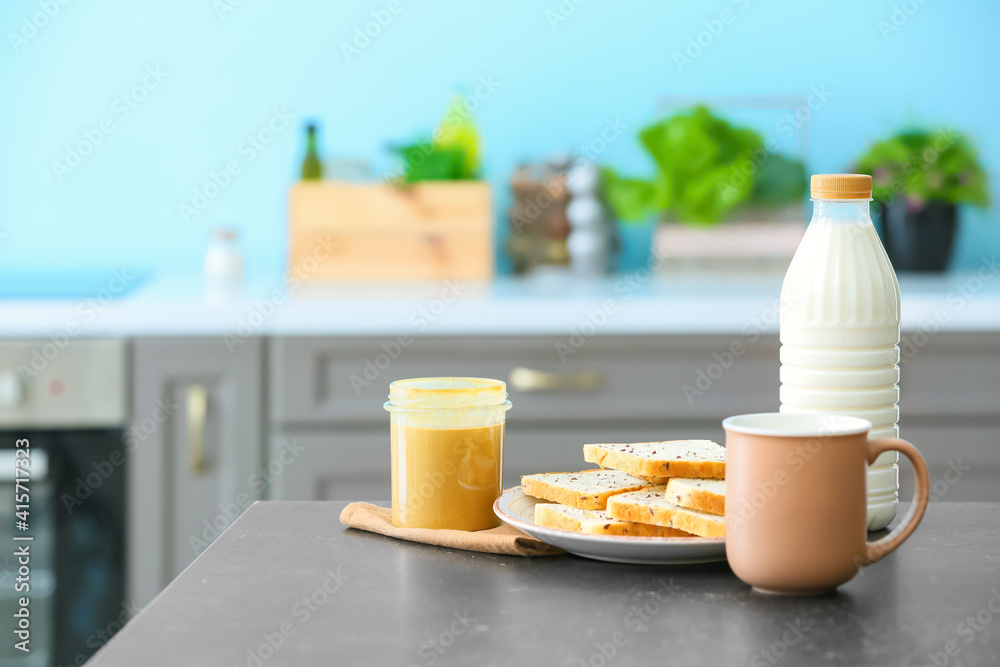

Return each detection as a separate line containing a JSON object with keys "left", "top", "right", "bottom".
{"left": 301, "top": 123, "right": 323, "bottom": 180}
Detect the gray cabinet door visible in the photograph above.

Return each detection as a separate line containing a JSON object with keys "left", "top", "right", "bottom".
{"left": 128, "top": 337, "right": 263, "bottom": 606}
{"left": 897, "top": 423, "right": 1000, "bottom": 503}
{"left": 267, "top": 331, "right": 1000, "bottom": 505}
{"left": 268, "top": 422, "right": 723, "bottom": 502}
{"left": 265, "top": 431, "right": 388, "bottom": 501}
{"left": 270, "top": 335, "right": 780, "bottom": 425}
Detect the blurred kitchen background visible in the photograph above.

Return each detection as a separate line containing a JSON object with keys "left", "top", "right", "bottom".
{"left": 1, "top": 1, "right": 999, "bottom": 665}
{"left": 3, "top": 1, "right": 1000, "bottom": 273}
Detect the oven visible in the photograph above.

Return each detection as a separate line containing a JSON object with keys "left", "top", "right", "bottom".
{"left": 0, "top": 340, "right": 128, "bottom": 667}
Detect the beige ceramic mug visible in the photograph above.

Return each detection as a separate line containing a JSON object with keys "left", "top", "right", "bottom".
{"left": 723, "top": 413, "right": 929, "bottom": 595}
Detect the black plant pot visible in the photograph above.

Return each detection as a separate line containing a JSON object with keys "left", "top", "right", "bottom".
{"left": 877, "top": 199, "right": 957, "bottom": 272}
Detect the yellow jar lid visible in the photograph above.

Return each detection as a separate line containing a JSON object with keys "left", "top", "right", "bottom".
{"left": 385, "top": 377, "right": 510, "bottom": 411}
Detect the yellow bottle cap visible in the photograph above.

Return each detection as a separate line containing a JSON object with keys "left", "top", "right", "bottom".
{"left": 810, "top": 174, "right": 873, "bottom": 200}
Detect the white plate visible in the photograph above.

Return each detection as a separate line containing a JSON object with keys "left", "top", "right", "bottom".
{"left": 494, "top": 487, "right": 726, "bottom": 565}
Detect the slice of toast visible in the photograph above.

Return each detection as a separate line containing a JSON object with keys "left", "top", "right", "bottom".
{"left": 665, "top": 478, "right": 725, "bottom": 516}
{"left": 533, "top": 503, "right": 694, "bottom": 537}
{"left": 520, "top": 469, "right": 649, "bottom": 510}
{"left": 607, "top": 487, "right": 726, "bottom": 538}
{"left": 635, "top": 474, "right": 672, "bottom": 485}
{"left": 583, "top": 440, "right": 725, "bottom": 480}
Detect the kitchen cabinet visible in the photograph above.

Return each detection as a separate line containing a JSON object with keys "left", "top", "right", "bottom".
{"left": 267, "top": 334, "right": 776, "bottom": 500}
{"left": 264, "top": 431, "right": 386, "bottom": 501}
{"left": 127, "top": 337, "right": 263, "bottom": 606}
{"left": 127, "top": 330, "right": 1000, "bottom": 601}
{"left": 894, "top": 332, "right": 1000, "bottom": 502}
{"left": 268, "top": 332, "right": 1000, "bottom": 504}
{"left": 263, "top": 423, "right": 724, "bottom": 502}
{"left": 897, "top": 423, "right": 1000, "bottom": 502}
{"left": 269, "top": 335, "right": 779, "bottom": 425}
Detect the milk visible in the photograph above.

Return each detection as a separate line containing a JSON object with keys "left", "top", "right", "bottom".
{"left": 779, "top": 178, "right": 901, "bottom": 530}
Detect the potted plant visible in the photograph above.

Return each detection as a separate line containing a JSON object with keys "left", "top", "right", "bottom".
{"left": 855, "top": 129, "right": 989, "bottom": 271}
{"left": 389, "top": 93, "right": 481, "bottom": 184}
{"left": 601, "top": 105, "right": 808, "bottom": 269}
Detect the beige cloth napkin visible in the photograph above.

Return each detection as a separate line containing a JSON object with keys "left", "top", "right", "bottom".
{"left": 340, "top": 502, "right": 563, "bottom": 557}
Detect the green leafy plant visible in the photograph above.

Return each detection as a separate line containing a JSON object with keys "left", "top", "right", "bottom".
{"left": 601, "top": 106, "right": 806, "bottom": 225}
{"left": 855, "top": 129, "right": 989, "bottom": 208}
{"left": 392, "top": 95, "right": 481, "bottom": 184}
{"left": 394, "top": 142, "right": 475, "bottom": 183}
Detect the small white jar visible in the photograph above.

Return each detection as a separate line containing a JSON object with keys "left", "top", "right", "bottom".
{"left": 205, "top": 228, "right": 244, "bottom": 302}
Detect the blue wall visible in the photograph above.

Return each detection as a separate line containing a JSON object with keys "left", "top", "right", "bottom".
{"left": 2, "top": 0, "right": 997, "bottom": 277}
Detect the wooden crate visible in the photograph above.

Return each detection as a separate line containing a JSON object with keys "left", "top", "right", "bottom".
{"left": 288, "top": 181, "right": 493, "bottom": 281}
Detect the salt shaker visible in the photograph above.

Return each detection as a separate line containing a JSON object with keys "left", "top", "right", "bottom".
{"left": 205, "top": 228, "right": 244, "bottom": 302}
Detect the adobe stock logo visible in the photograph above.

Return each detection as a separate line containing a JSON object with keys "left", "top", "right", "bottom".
{"left": 878, "top": 0, "right": 930, "bottom": 40}
{"left": 8, "top": 0, "right": 73, "bottom": 53}
{"left": 178, "top": 107, "right": 294, "bottom": 224}
{"left": 340, "top": 0, "right": 406, "bottom": 63}
{"left": 672, "top": 0, "right": 753, "bottom": 73}
{"left": 51, "top": 66, "right": 169, "bottom": 182}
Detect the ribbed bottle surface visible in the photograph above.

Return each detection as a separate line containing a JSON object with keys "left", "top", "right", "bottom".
{"left": 779, "top": 202, "right": 901, "bottom": 530}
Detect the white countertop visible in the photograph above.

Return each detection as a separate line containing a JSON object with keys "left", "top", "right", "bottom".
{"left": 1, "top": 270, "right": 999, "bottom": 338}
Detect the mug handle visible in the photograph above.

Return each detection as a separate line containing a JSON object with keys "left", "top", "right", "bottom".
{"left": 863, "top": 437, "right": 930, "bottom": 565}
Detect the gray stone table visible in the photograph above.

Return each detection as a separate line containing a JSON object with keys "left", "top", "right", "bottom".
{"left": 90, "top": 502, "right": 1000, "bottom": 666}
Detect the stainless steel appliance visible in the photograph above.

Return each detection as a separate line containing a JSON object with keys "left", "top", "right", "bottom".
{"left": 0, "top": 339, "right": 128, "bottom": 667}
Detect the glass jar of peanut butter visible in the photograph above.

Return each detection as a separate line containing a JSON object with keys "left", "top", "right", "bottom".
{"left": 385, "top": 377, "right": 511, "bottom": 530}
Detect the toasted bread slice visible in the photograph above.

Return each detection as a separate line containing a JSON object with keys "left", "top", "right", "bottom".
{"left": 665, "top": 478, "right": 725, "bottom": 516}
{"left": 584, "top": 440, "right": 725, "bottom": 479}
{"left": 520, "top": 469, "right": 648, "bottom": 510}
{"left": 533, "top": 503, "right": 694, "bottom": 538}
{"left": 607, "top": 487, "right": 726, "bottom": 538}
{"left": 636, "top": 474, "right": 673, "bottom": 485}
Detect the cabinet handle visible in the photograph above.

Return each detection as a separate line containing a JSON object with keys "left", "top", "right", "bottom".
{"left": 508, "top": 367, "right": 603, "bottom": 392}
{"left": 186, "top": 384, "right": 208, "bottom": 475}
